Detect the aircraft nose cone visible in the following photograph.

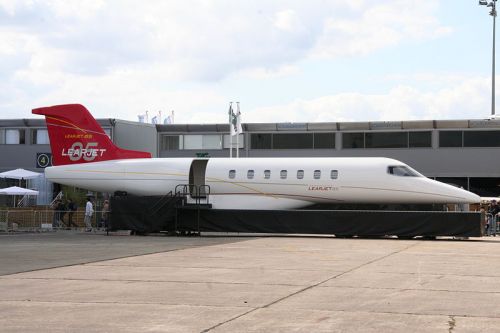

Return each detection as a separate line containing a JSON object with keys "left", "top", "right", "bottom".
{"left": 452, "top": 186, "right": 481, "bottom": 203}
{"left": 462, "top": 190, "right": 481, "bottom": 204}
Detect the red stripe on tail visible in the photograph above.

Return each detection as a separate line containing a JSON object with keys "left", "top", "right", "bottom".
{"left": 32, "top": 104, "right": 151, "bottom": 166}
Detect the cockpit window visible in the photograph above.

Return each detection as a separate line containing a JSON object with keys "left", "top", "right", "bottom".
{"left": 387, "top": 165, "right": 422, "bottom": 177}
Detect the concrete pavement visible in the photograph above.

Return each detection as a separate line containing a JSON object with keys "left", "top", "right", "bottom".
{"left": 1, "top": 233, "right": 500, "bottom": 332}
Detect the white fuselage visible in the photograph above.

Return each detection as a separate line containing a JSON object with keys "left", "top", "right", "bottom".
{"left": 44, "top": 157, "right": 480, "bottom": 210}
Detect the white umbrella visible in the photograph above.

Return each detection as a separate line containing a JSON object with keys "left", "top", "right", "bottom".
{"left": 0, "top": 186, "right": 39, "bottom": 195}
{"left": 0, "top": 168, "right": 41, "bottom": 188}
{"left": 0, "top": 168, "right": 40, "bottom": 180}
{"left": 0, "top": 186, "right": 39, "bottom": 207}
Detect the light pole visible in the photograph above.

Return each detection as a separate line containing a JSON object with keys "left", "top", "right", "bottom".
{"left": 479, "top": 0, "right": 497, "bottom": 116}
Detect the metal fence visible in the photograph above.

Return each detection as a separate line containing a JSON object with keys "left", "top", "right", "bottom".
{"left": 0, "top": 209, "right": 108, "bottom": 232}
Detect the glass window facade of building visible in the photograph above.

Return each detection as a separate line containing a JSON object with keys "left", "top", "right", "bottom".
{"left": 343, "top": 131, "right": 431, "bottom": 149}
{"left": 222, "top": 134, "right": 244, "bottom": 148}
{"left": 251, "top": 134, "right": 272, "bottom": 149}
{"left": 464, "top": 131, "right": 500, "bottom": 147}
{"left": 439, "top": 130, "right": 500, "bottom": 148}
{"left": 160, "top": 134, "right": 224, "bottom": 150}
{"left": 273, "top": 133, "right": 313, "bottom": 149}
{"left": 409, "top": 131, "right": 432, "bottom": 148}
{"left": 342, "top": 132, "right": 365, "bottom": 149}
{"left": 31, "top": 129, "right": 50, "bottom": 144}
{"left": 1, "top": 129, "right": 26, "bottom": 144}
{"left": 157, "top": 128, "right": 500, "bottom": 152}
{"left": 250, "top": 133, "right": 336, "bottom": 150}
{"left": 439, "top": 131, "right": 462, "bottom": 148}
{"left": 184, "top": 135, "right": 222, "bottom": 150}
{"left": 313, "top": 133, "right": 335, "bottom": 149}
{"left": 161, "top": 135, "right": 182, "bottom": 150}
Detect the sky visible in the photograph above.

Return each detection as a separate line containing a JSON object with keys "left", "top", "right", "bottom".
{"left": 0, "top": 0, "right": 498, "bottom": 124}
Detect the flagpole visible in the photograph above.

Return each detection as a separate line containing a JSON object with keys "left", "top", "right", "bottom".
{"left": 236, "top": 102, "right": 240, "bottom": 158}
{"left": 229, "top": 102, "right": 233, "bottom": 159}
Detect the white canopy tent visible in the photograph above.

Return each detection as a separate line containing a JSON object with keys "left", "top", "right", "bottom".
{"left": 0, "top": 168, "right": 41, "bottom": 199}
{"left": 0, "top": 169, "right": 41, "bottom": 181}
{"left": 0, "top": 177, "right": 40, "bottom": 207}
{"left": 0, "top": 186, "right": 39, "bottom": 196}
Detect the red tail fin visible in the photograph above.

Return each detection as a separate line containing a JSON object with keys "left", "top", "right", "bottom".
{"left": 32, "top": 104, "right": 151, "bottom": 166}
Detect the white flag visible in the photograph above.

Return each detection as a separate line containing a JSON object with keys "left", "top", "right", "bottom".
{"left": 236, "top": 104, "right": 242, "bottom": 135}
{"left": 229, "top": 104, "right": 242, "bottom": 136}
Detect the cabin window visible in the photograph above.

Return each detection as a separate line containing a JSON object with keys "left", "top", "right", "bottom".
{"left": 247, "top": 170, "right": 254, "bottom": 179}
{"left": 330, "top": 170, "right": 338, "bottom": 179}
{"left": 229, "top": 170, "right": 236, "bottom": 179}
{"left": 387, "top": 166, "right": 421, "bottom": 177}
{"left": 264, "top": 170, "right": 271, "bottom": 179}
{"left": 280, "top": 170, "right": 287, "bottom": 179}
{"left": 297, "top": 170, "right": 304, "bottom": 179}
{"left": 313, "top": 170, "right": 321, "bottom": 179}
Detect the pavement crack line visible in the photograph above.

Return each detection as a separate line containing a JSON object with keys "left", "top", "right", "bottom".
{"left": 0, "top": 276, "right": 307, "bottom": 287}
{"left": 0, "top": 243, "right": 236, "bottom": 277}
{"left": 200, "top": 242, "right": 420, "bottom": 333}
{"left": 448, "top": 315, "right": 456, "bottom": 332}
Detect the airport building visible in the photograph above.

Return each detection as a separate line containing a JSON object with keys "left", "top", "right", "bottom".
{"left": 2, "top": 116, "right": 500, "bottom": 203}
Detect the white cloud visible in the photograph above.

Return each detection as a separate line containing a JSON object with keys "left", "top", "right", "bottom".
{"left": 274, "top": 9, "right": 302, "bottom": 32}
{"left": 311, "top": 2, "right": 452, "bottom": 58}
{"left": 0, "top": 1, "right": 460, "bottom": 121}
{"left": 24, "top": 68, "right": 228, "bottom": 123}
{"left": 245, "top": 76, "right": 492, "bottom": 123}
{"left": 236, "top": 65, "right": 300, "bottom": 80}
{"left": 0, "top": 1, "right": 452, "bottom": 81}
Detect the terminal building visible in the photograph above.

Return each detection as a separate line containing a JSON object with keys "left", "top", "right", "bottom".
{"left": 1, "top": 116, "right": 500, "bottom": 204}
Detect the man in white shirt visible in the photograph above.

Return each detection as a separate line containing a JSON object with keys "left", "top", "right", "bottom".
{"left": 84, "top": 198, "right": 94, "bottom": 232}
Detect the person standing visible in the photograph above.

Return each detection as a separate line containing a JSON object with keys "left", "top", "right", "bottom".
{"left": 101, "top": 200, "right": 110, "bottom": 230}
{"left": 84, "top": 198, "right": 94, "bottom": 232}
{"left": 67, "top": 199, "right": 77, "bottom": 228}
{"left": 58, "top": 199, "right": 67, "bottom": 227}
{"left": 487, "top": 200, "right": 500, "bottom": 236}
{"left": 51, "top": 199, "right": 60, "bottom": 228}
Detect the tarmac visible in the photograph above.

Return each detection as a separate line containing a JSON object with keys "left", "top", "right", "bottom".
{"left": 1, "top": 232, "right": 500, "bottom": 332}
